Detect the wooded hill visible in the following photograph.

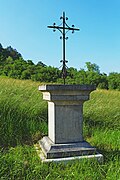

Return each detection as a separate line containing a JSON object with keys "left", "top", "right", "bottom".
{"left": 0, "top": 43, "right": 119, "bottom": 90}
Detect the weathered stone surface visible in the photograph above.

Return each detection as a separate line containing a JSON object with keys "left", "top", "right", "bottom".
{"left": 38, "top": 84, "right": 103, "bottom": 162}
{"left": 39, "top": 84, "right": 96, "bottom": 102}
{"left": 48, "top": 102, "right": 83, "bottom": 143}
{"left": 39, "top": 84, "right": 96, "bottom": 91}
{"left": 36, "top": 147, "right": 103, "bottom": 163}
{"left": 39, "top": 136, "right": 97, "bottom": 159}
{"left": 39, "top": 84, "right": 95, "bottom": 144}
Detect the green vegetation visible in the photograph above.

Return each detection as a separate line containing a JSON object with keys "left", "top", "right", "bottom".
{"left": 0, "top": 77, "right": 120, "bottom": 179}
{"left": 0, "top": 77, "right": 47, "bottom": 148}
{"left": 0, "top": 43, "right": 120, "bottom": 90}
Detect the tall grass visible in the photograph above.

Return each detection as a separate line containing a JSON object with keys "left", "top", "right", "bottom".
{"left": 0, "top": 76, "right": 120, "bottom": 179}
{"left": 83, "top": 89, "right": 120, "bottom": 146}
{"left": 0, "top": 76, "right": 47, "bottom": 147}
{"left": 84, "top": 89, "right": 120, "bottom": 129}
{"left": 0, "top": 146, "right": 119, "bottom": 180}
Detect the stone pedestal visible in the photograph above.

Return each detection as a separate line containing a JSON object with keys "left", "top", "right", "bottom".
{"left": 38, "top": 85, "right": 103, "bottom": 162}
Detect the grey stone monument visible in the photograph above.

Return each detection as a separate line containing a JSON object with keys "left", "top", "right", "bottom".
{"left": 38, "top": 84, "right": 103, "bottom": 162}
{"left": 37, "top": 12, "right": 103, "bottom": 162}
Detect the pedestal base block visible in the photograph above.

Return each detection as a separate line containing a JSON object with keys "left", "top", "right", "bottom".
{"left": 38, "top": 85, "right": 103, "bottom": 163}
{"left": 38, "top": 136, "right": 103, "bottom": 162}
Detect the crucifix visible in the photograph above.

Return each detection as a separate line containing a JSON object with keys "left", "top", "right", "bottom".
{"left": 48, "top": 12, "right": 80, "bottom": 84}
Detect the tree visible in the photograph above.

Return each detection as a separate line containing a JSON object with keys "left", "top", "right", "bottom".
{"left": 8, "top": 69, "right": 21, "bottom": 79}
{"left": 6, "top": 56, "right": 14, "bottom": 64}
{"left": 0, "top": 45, "right": 22, "bottom": 65}
{"left": 0, "top": 43, "right": 3, "bottom": 52}
{"left": 86, "top": 71, "right": 101, "bottom": 86}
{"left": 27, "top": 60, "right": 34, "bottom": 65}
{"left": 75, "top": 69, "right": 87, "bottom": 84}
{"left": 108, "top": 72, "right": 120, "bottom": 90}
{"left": 97, "top": 73, "right": 108, "bottom": 89}
{"left": 85, "top": 62, "right": 100, "bottom": 74}
{"left": 6, "top": 46, "right": 22, "bottom": 60}
{"left": 37, "top": 61, "right": 46, "bottom": 67}
{"left": 21, "top": 70, "right": 31, "bottom": 79}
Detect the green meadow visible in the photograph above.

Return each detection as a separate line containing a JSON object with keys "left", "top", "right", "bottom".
{"left": 0, "top": 76, "right": 120, "bottom": 180}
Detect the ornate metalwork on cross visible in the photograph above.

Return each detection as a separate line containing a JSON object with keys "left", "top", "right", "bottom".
{"left": 48, "top": 12, "right": 80, "bottom": 84}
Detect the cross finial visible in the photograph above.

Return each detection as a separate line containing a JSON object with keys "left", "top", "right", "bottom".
{"left": 48, "top": 12, "right": 80, "bottom": 84}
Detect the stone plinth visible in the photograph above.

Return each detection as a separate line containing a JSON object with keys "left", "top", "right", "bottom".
{"left": 38, "top": 85, "right": 103, "bottom": 162}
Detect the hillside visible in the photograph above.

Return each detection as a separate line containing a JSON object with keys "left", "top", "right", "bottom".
{"left": 0, "top": 76, "right": 120, "bottom": 179}
{"left": 0, "top": 44, "right": 120, "bottom": 90}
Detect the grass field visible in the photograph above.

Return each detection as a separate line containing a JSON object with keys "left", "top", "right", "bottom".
{"left": 0, "top": 76, "right": 120, "bottom": 180}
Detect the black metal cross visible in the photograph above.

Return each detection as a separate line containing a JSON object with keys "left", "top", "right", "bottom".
{"left": 48, "top": 12, "right": 79, "bottom": 84}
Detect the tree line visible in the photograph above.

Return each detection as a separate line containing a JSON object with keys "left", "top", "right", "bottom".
{"left": 0, "top": 43, "right": 119, "bottom": 90}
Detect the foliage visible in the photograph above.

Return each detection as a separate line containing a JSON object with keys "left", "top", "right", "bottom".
{"left": 0, "top": 45, "right": 21, "bottom": 65}
{"left": 85, "top": 61, "right": 100, "bottom": 74}
{"left": 0, "top": 43, "right": 120, "bottom": 90}
{"left": 108, "top": 72, "right": 120, "bottom": 90}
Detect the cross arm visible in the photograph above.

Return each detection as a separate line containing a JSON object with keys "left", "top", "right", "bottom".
{"left": 48, "top": 25, "right": 79, "bottom": 31}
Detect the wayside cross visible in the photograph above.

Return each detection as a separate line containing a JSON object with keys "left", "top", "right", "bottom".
{"left": 48, "top": 12, "right": 79, "bottom": 84}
